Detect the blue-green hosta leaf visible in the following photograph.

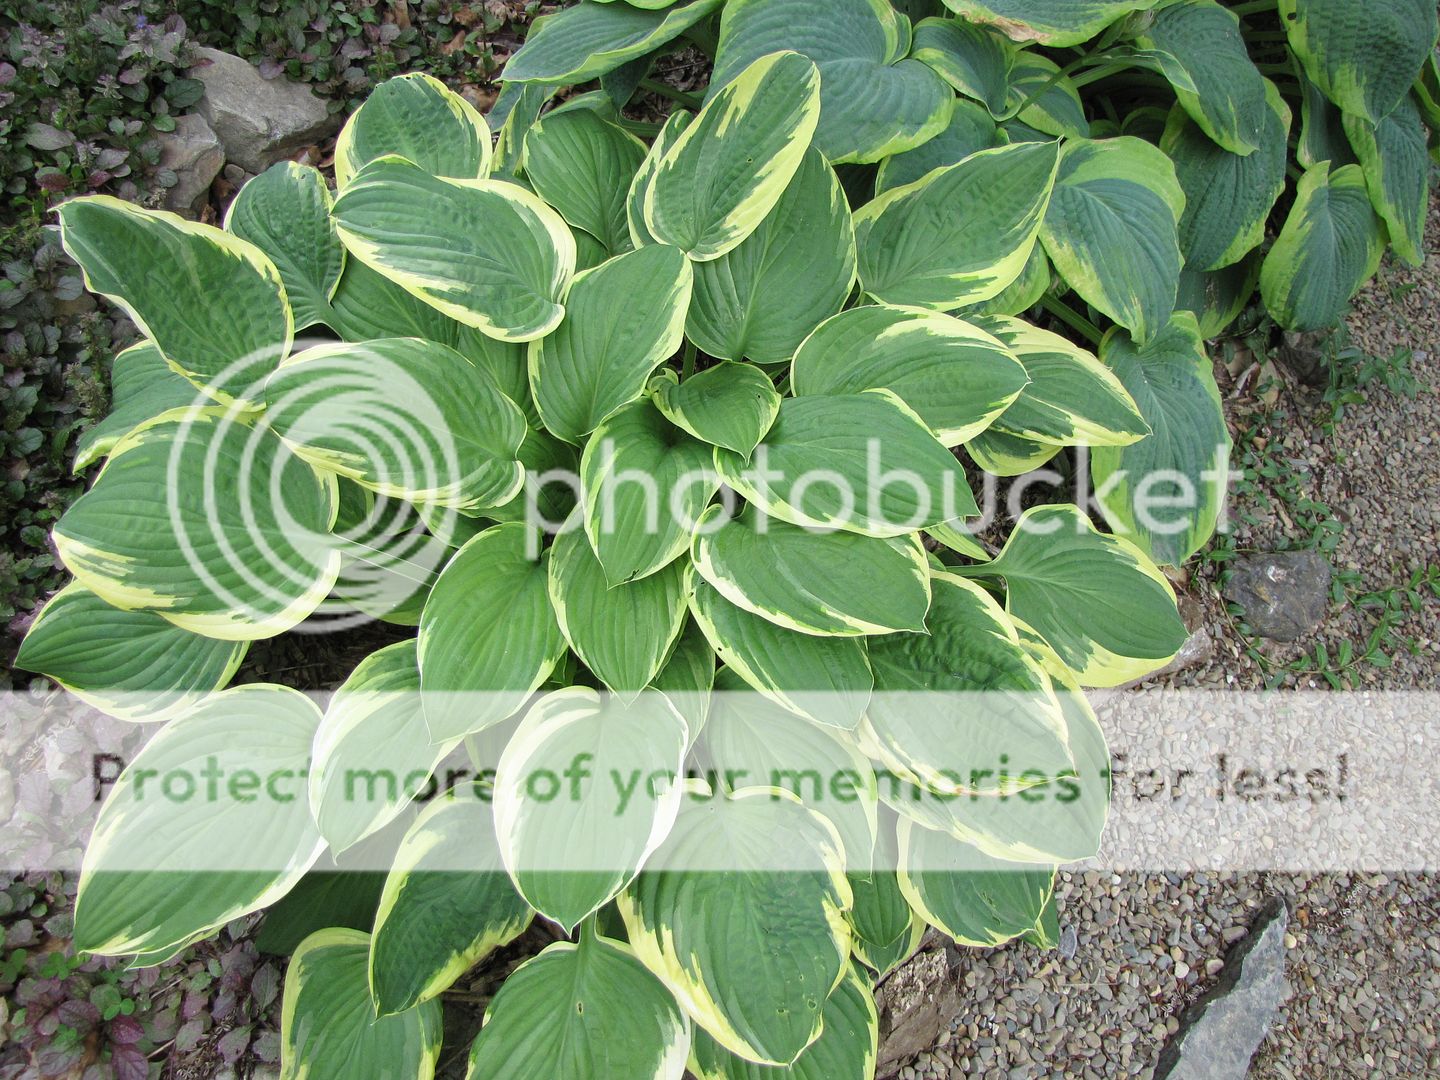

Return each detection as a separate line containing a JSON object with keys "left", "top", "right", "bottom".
{"left": 686, "top": 147, "right": 857, "bottom": 365}
{"left": 1295, "top": 66, "right": 1357, "bottom": 169}
{"left": 529, "top": 244, "right": 693, "bottom": 442}
{"left": 855, "top": 140, "right": 1060, "bottom": 309}
{"left": 847, "top": 853, "right": 925, "bottom": 978}
{"left": 495, "top": 689, "right": 688, "bottom": 930}
{"left": 959, "top": 242, "right": 1051, "bottom": 317}
{"left": 963, "top": 427, "right": 1062, "bottom": 477}
{"left": 466, "top": 933, "right": 690, "bottom": 1080}
{"left": 619, "top": 787, "right": 852, "bottom": 1066}
{"left": 628, "top": 110, "right": 693, "bottom": 249}
{"left": 418, "top": 523, "right": 566, "bottom": 740}
{"left": 326, "top": 488, "right": 450, "bottom": 628}
{"left": 692, "top": 505, "right": 931, "bottom": 636}
{"left": 1279, "top": 0, "right": 1439, "bottom": 124}
{"left": 650, "top": 363, "right": 782, "bottom": 459}
{"left": 73, "top": 341, "right": 199, "bottom": 471}
{"left": 689, "top": 579, "right": 872, "bottom": 729}
{"left": 282, "top": 928, "right": 442, "bottom": 1079}
{"left": 332, "top": 155, "right": 576, "bottom": 342}
{"left": 491, "top": 80, "right": 556, "bottom": 177}
{"left": 504, "top": 0, "right": 724, "bottom": 83}
{"left": 1260, "top": 163, "right": 1386, "bottom": 332}
{"left": 1039, "top": 137, "right": 1184, "bottom": 343}
{"left": 225, "top": 163, "right": 344, "bottom": 331}
{"left": 963, "top": 504, "right": 1187, "bottom": 686}
{"left": 16, "top": 583, "right": 246, "bottom": 722}
{"left": 940, "top": 0, "right": 1159, "bottom": 47}
{"left": 873, "top": 99, "right": 1001, "bottom": 195}
{"left": 911, "top": 16, "right": 1013, "bottom": 114}
{"left": 56, "top": 197, "right": 290, "bottom": 405}
{"left": 710, "top": 0, "right": 953, "bottom": 164}
{"left": 791, "top": 304, "right": 1029, "bottom": 445}
{"left": 1093, "top": 314, "right": 1231, "bottom": 566}
{"left": 652, "top": 619, "right": 718, "bottom": 746}
{"left": 75, "top": 686, "right": 325, "bottom": 958}
{"left": 1176, "top": 256, "right": 1261, "bottom": 338}
{"left": 1004, "top": 51, "right": 1089, "bottom": 139}
{"left": 334, "top": 71, "right": 491, "bottom": 188}
{"left": 523, "top": 107, "right": 648, "bottom": 255}
{"left": 54, "top": 408, "right": 339, "bottom": 640}
{"left": 1343, "top": 95, "right": 1429, "bottom": 266}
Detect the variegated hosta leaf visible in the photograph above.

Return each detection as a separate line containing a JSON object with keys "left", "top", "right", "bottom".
{"left": 466, "top": 933, "right": 690, "bottom": 1080}
{"left": 791, "top": 304, "right": 1028, "bottom": 446}
{"left": 964, "top": 504, "right": 1188, "bottom": 687}
{"left": 581, "top": 396, "right": 719, "bottom": 585}
{"left": 266, "top": 337, "right": 527, "bottom": 512}
{"left": 1279, "top": 0, "right": 1439, "bottom": 124}
{"left": 1343, "top": 95, "right": 1429, "bottom": 267}
{"left": 963, "top": 427, "right": 1062, "bottom": 477}
{"left": 370, "top": 788, "right": 534, "bottom": 1016}
{"left": 468, "top": 425, "right": 579, "bottom": 527}
{"left": 15, "top": 583, "right": 246, "bottom": 722}
{"left": 1176, "top": 257, "right": 1260, "bottom": 339}
{"left": 714, "top": 391, "right": 978, "bottom": 537}
{"left": 855, "top": 140, "right": 1060, "bottom": 309}
{"left": 491, "top": 80, "right": 556, "bottom": 177}
{"left": 75, "top": 686, "right": 325, "bottom": 958}
{"left": 73, "top": 342, "right": 198, "bottom": 471}
{"left": 650, "top": 363, "right": 782, "bottom": 459}
{"left": 710, "top": 0, "right": 953, "bottom": 164}
{"left": 529, "top": 244, "right": 693, "bottom": 442}
{"left": 56, "top": 197, "right": 290, "bottom": 404}
{"left": 692, "top": 505, "right": 931, "bottom": 636}
{"left": 847, "top": 820, "right": 925, "bottom": 977}
{"left": 619, "top": 787, "right": 852, "bottom": 1066}
{"left": 503, "top": 0, "right": 724, "bottom": 84}
{"left": 1160, "top": 81, "right": 1291, "bottom": 272}
{"left": 653, "top": 620, "right": 718, "bottom": 745}
{"left": 874, "top": 99, "right": 1001, "bottom": 195}
{"left": 326, "top": 488, "right": 449, "bottom": 627}
{"left": 1135, "top": 0, "right": 1270, "bottom": 155}
{"left": 686, "top": 147, "right": 857, "bottom": 365}
{"left": 1260, "top": 163, "right": 1385, "bottom": 332}
{"left": 628, "top": 110, "right": 693, "bottom": 249}
{"left": 643, "top": 52, "right": 821, "bottom": 260}
{"left": 331, "top": 155, "right": 576, "bottom": 342}
{"left": 1294, "top": 59, "right": 1356, "bottom": 169}
{"left": 940, "top": 0, "right": 1159, "bottom": 47}
{"left": 418, "top": 523, "right": 566, "bottom": 741}
{"left": 334, "top": 71, "right": 491, "bottom": 188}
{"left": 688, "top": 961, "right": 878, "bottom": 1080}
{"left": 1003, "top": 51, "right": 1088, "bottom": 139}
{"left": 910, "top": 16, "right": 1013, "bottom": 114}
{"left": 281, "top": 928, "right": 442, "bottom": 1080}
{"left": 1093, "top": 314, "right": 1231, "bottom": 567}
{"left": 523, "top": 107, "right": 648, "bottom": 255}
{"left": 689, "top": 579, "right": 873, "bottom": 730}
{"left": 1039, "top": 137, "right": 1185, "bottom": 343}
{"left": 495, "top": 689, "right": 688, "bottom": 930}
{"left": 225, "top": 163, "right": 344, "bottom": 332}
{"left": 960, "top": 242, "right": 1052, "bottom": 318}
{"left": 54, "top": 408, "right": 339, "bottom": 640}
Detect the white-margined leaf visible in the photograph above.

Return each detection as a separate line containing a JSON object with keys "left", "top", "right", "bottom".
{"left": 334, "top": 71, "right": 491, "bottom": 187}
{"left": 503, "top": 0, "right": 724, "bottom": 84}
{"left": 650, "top": 363, "right": 782, "bottom": 459}
{"left": 523, "top": 107, "right": 648, "bottom": 254}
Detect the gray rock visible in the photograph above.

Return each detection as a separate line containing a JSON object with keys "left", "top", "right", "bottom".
{"left": 190, "top": 47, "right": 337, "bottom": 173}
{"left": 156, "top": 112, "right": 224, "bottom": 217}
{"left": 876, "top": 949, "right": 961, "bottom": 1077}
{"left": 1154, "top": 898, "right": 1290, "bottom": 1080}
{"left": 1223, "top": 551, "right": 1331, "bottom": 642}
{"left": 1275, "top": 329, "right": 1332, "bottom": 387}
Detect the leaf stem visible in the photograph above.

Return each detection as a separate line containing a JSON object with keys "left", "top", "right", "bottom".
{"left": 681, "top": 340, "right": 697, "bottom": 380}
{"left": 640, "top": 78, "right": 702, "bottom": 110}
{"left": 1040, "top": 295, "right": 1105, "bottom": 347}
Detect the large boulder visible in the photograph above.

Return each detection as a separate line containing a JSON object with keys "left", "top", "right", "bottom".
{"left": 189, "top": 47, "right": 338, "bottom": 173}
{"left": 156, "top": 113, "right": 224, "bottom": 217}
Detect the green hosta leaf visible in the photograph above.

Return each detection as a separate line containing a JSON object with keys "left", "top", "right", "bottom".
{"left": 73, "top": 342, "right": 198, "bottom": 471}
{"left": 940, "top": 0, "right": 1158, "bottom": 47}
{"left": 418, "top": 524, "right": 566, "bottom": 740}
{"left": 650, "top": 363, "right": 782, "bottom": 459}
{"left": 689, "top": 579, "right": 872, "bottom": 729}
{"left": 581, "top": 397, "right": 719, "bottom": 584}
{"left": 75, "top": 686, "right": 324, "bottom": 958}
{"left": 628, "top": 110, "right": 693, "bottom": 248}
{"left": 254, "top": 868, "right": 387, "bottom": 958}
{"left": 710, "top": 0, "right": 953, "bottom": 164}
{"left": 16, "top": 583, "right": 245, "bottom": 722}
{"left": 643, "top": 51, "right": 822, "bottom": 260}
{"left": 1004, "top": 52, "right": 1088, "bottom": 138}
{"left": 966, "top": 504, "right": 1187, "bottom": 686}
{"left": 911, "top": 16, "right": 1013, "bottom": 114}
{"left": 960, "top": 242, "right": 1052, "bottom": 317}
{"left": 529, "top": 245, "right": 693, "bottom": 442}
{"left": 54, "top": 408, "right": 339, "bottom": 640}
{"left": 225, "top": 163, "right": 344, "bottom": 332}
{"left": 689, "top": 961, "right": 878, "bottom": 1080}
{"left": 549, "top": 521, "right": 690, "bottom": 695}
{"left": 1093, "top": 314, "right": 1231, "bottom": 566}
{"left": 692, "top": 506, "right": 931, "bottom": 636}
{"left": 471, "top": 425, "right": 579, "bottom": 527}
{"left": 653, "top": 619, "right": 718, "bottom": 745}
{"left": 466, "top": 933, "right": 690, "bottom": 1080}
{"left": 874, "top": 99, "right": 1001, "bottom": 194}
{"left": 523, "top": 108, "right": 648, "bottom": 254}
{"left": 57, "top": 197, "right": 290, "bottom": 404}
{"left": 791, "top": 304, "right": 1028, "bottom": 445}
{"left": 332, "top": 155, "right": 575, "bottom": 342}
{"left": 855, "top": 140, "right": 1060, "bottom": 309}
{"left": 370, "top": 788, "right": 533, "bottom": 1015}
{"left": 1260, "top": 163, "right": 1385, "bottom": 332}
{"left": 1280, "top": 0, "right": 1439, "bottom": 124}
{"left": 1343, "top": 95, "right": 1429, "bottom": 266}
{"left": 1294, "top": 60, "right": 1357, "bottom": 169}
{"left": 504, "top": 0, "right": 724, "bottom": 83}
{"left": 963, "top": 428, "right": 1062, "bottom": 477}
{"left": 266, "top": 337, "right": 526, "bottom": 511}
{"left": 686, "top": 147, "right": 857, "bottom": 365}
{"left": 1176, "top": 257, "right": 1261, "bottom": 339}
{"left": 495, "top": 689, "right": 688, "bottom": 929}
{"left": 1135, "top": 0, "right": 1270, "bottom": 155}
{"left": 1161, "top": 81, "right": 1291, "bottom": 271}
{"left": 714, "top": 391, "right": 978, "bottom": 537}
{"left": 1040, "top": 137, "right": 1184, "bottom": 343}
{"left": 334, "top": 71, "right": 491, "bottom": 188}
{"left": 619, "top": 788, "right": 852, "bottom": 1066}
{"left": 281, "top": 928, "right": 442, "bottom": 1080}
{"left": 847, "top": 824, "right": 925, "bottom": 977}
{"left": 491, "top": 81, "right": 556, "bottom": 177}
